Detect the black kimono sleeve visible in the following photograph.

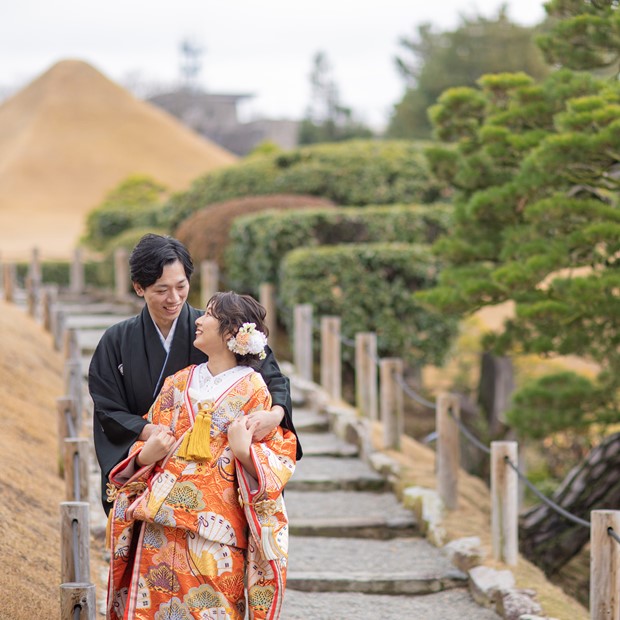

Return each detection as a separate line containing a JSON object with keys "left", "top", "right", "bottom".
{"left": 88, "top": 325, "right": 148, "bottom": 481}
{"left": 258, "top": 345, "right": 302, "bottom": 459}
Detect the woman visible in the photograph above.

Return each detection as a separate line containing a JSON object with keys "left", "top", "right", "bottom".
{"left": 106, "top": 292, "right": 297, "bottom": 620}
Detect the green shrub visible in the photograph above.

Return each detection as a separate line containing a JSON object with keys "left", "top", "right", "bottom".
{"left": 15, "top": 259, "right": 114, "bottom": 289}
{"left": 165, "top": 140, "right": 447, "bottom": 228}
{"left": 226, "top": 203, "right": 452, "bottom": 294}
{"left": 505, "top": 371, "right": 605, "bottom": 439}
{"left": 82, "top": 175, "right": 169, "bottom": 250}
{"left": 278, "top": 243, "right": 457, "bottom": 367}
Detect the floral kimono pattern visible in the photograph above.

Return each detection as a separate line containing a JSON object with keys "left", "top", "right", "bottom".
{"left": 106, "top": 364, "right": 297, "bottom": 620}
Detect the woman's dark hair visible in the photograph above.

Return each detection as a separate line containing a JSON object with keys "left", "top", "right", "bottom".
{"left": 207, "top": 291, "right": 269, "bottom": 368}
{"left": 129, "top": 234, "right": 194, "bottom": 288}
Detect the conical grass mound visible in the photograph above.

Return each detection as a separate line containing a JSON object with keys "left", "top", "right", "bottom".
{"left": 0, "top": 59, "right": 237, "bottom": 259}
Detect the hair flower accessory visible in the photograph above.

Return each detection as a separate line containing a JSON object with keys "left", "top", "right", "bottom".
{"left": 227, "top": 322, "right": 267, "bottom": 360}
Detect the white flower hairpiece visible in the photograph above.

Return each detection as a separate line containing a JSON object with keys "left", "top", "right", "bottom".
{"left": 227, "top": 322, "right": 267, "bottom": 360}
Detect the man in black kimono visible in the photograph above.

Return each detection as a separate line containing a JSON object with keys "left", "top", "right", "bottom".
{"left": 89, "top": 234, "right": 301, "bottom": 514}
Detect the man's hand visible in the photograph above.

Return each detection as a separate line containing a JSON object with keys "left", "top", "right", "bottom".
{"left": 244, "top": 405, "right": 285, "bottom": 441}
{"left": 136, "top": 426, "right": 175, "bottom": 467}
{"left": 138, "top": 423, "right": 171, "bottom": 441}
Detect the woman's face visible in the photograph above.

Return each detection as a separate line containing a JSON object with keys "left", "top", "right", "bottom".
{"left": 194, "top": 304, "right": 228, "bottom": 355}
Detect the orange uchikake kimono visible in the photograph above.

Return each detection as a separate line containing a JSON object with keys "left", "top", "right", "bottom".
{"left": 106, "top": 364, "right": 297, "bottom": 620}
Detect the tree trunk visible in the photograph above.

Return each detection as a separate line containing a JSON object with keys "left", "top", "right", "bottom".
{"left": 478, "top": 352, "right": 514, "bottom": 436}
{"left": 519, "top": 432, "right": 620, "bottom": 575}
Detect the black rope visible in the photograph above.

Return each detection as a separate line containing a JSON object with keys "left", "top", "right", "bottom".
{"left": 448, "top": 409, "right": 492, "bottom": 455}
{"left": 339, "top": 334, "right": 356, "bottom": 348}
{"left": 393, "top": 373, "right": 437, "bottom": 410}
{"left": 73, "top": 604, "right": 81, "bottom": 620}
{"left": 504, "top": 457, "right": 591, "bottom": 529}
{"left": 608, "top": 527, "right": 620, "bottom": 546}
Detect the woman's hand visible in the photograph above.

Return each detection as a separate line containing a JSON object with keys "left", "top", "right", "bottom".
{"left": 228, "top": 417, "right": 260, "bottom": 478}
{"left": 244, "top": 406, "right": 285, "bottom": 441}
{"left": 136, "top": 426, "right": 175, "bottom": 467}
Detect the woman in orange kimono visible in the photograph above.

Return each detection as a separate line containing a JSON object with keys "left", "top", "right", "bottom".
{"left": 106, "top": 292, "right": 297, "bottom": 620}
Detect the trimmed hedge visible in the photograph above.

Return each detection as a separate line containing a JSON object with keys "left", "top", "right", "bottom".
{"left": 165, "top": 140, "right": 447, "bottom": 228}
{"left": 14, "top": 260, "right": 114, "bottom": 289}
{"left": 226, "top": 204, "right": 452, "bottom": 294}
{"left": 279, "top": 243, "right": 457, "bottom": 367}
{"left": 174, "top": 194, "right": 335, "bottom": 270}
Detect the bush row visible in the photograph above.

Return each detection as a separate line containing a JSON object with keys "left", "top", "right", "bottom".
{"left": 165, "top": 140, "right": 448, "bottom": 228}
{"left": 226, "top": 203, "right": 451, "bottom": 295}
{"left": 14, "top": 260, "right": 115, "bottom": 289}
{"left": 278, "top": 243, "right": 457, "bottom": 367}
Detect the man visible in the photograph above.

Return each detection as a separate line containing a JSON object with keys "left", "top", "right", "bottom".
{"left": 89, "top": 233, "right": 301, "bottom": 514}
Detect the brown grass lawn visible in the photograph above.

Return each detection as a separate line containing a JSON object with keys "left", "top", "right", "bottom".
{"left": 0, "top": 301, "right": 108, "bottom": 618}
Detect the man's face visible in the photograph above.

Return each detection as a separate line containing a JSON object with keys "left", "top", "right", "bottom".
{"left": 133, "top": 260, "right": 189, "bottom": 332}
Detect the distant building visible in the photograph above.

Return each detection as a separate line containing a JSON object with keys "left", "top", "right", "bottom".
{"left": 148, "top": 88, "right": 299, "bottom": 156}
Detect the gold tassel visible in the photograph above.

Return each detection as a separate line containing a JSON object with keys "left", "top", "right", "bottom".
{"left": 178, "top": 402, "right": 214, "bottom": 461}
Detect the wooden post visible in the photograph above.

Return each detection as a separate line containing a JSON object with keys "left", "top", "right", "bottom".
{"left": 590, "top": 510, "right": 620, "bottom": 619}
{"left": 60, "top": 502, "right": 91, "bottom": 583}
{"left": 259, "top": 283, "right": 277, "bottom": 340}
{"left": 437, "top": 393, "right": 461, "bottom": 510}
{"left": 320, "top": 316, "right": 341, "bottom": 401}
{"left": 355, "top": 332, "right": 378, "bottom": 421}
{"left": 200, "top": 260, "right": 219, "bottom": 309}
{"left": 3, "top": 263, "right": 15, "bottom": 303}
{"left": 491, "top": 440, "right": 519, "bottom": 565}
{"left": 114, "top": 247, "right": 129, "bottom": 299}
{"left": 60, "top": 583, "right": 96, "bottom": 620}
{"left": 293, "top": 304, "right": 313, "bottom": 381}
{"left": 53, "top": 308, "right": 67, "bottom": 351}
{"left": 64, "top": 327, "right": 80, "bottom": 361}
{"left": 380, "top": 358, "right": 404, "bottom": 450}
{"left": 41, "top": 284, "right": 58, "bottom": 332}
{"left": 57, "top": 398, "right": 78, "bottom": 474}
{"left": 70, "top": 247, "right": 85, "bottom": 294}
{"left": 64, "top": 360, "right": 83, "bottom": 431}
{"left": 27, "top": 247, "right": 42, "bottom": 317}
{"left": 64, "top": 438, "right": 90, "bottom": 502}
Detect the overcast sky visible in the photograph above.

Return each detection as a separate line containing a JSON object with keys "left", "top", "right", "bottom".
{"left": 1, "top": 0, "right": 546, "bottom": 129}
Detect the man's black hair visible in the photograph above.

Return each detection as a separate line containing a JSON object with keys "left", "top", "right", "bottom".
{"left": 129, "top": 234, "right": 194, "bottom": 288}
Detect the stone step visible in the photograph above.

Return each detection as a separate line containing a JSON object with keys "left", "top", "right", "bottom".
{"left": 286, "top": 490, "right": 417, "bottom": 539}
{"left": 287, "top": 536, "right": 467, "bottom": 595}
{"left": 293, "top": 409, "right": 330, "bottom": 434}
{"left": 281, "top": 588, "right": 502, "bottom": 620}
{"left": 76, "top": 329, "right": 106, "bottom": 354}
{"left": 288, "top": 456, "right": 388, "bottom": 492}
{"left": 297, "top": 432, "right": 358, "bottom": 457}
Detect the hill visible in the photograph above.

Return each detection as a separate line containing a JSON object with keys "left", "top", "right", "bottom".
{"left": 0, "top": 301, "right": 67, "bottom": 618}
{"left": 0, "top": 60, "right": 237, "bottom": 260}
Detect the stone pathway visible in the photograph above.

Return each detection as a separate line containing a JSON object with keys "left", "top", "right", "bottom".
{"left": 280, "top": 395, "right": 501, "bottom": 619}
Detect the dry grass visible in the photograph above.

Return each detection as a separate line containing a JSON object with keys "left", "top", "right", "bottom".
{"left": 0, "top": 301, "right": 110, "bottom": 619}
{"left": 0, "top": 301, "right": 65, "bottom": 617}
{"left": 0, "top": 59, "right": 237, "bottom": 261}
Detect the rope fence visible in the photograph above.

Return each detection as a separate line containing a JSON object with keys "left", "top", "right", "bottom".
{"left": 288, "top": 297, "right": 620, "bottom": 619}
